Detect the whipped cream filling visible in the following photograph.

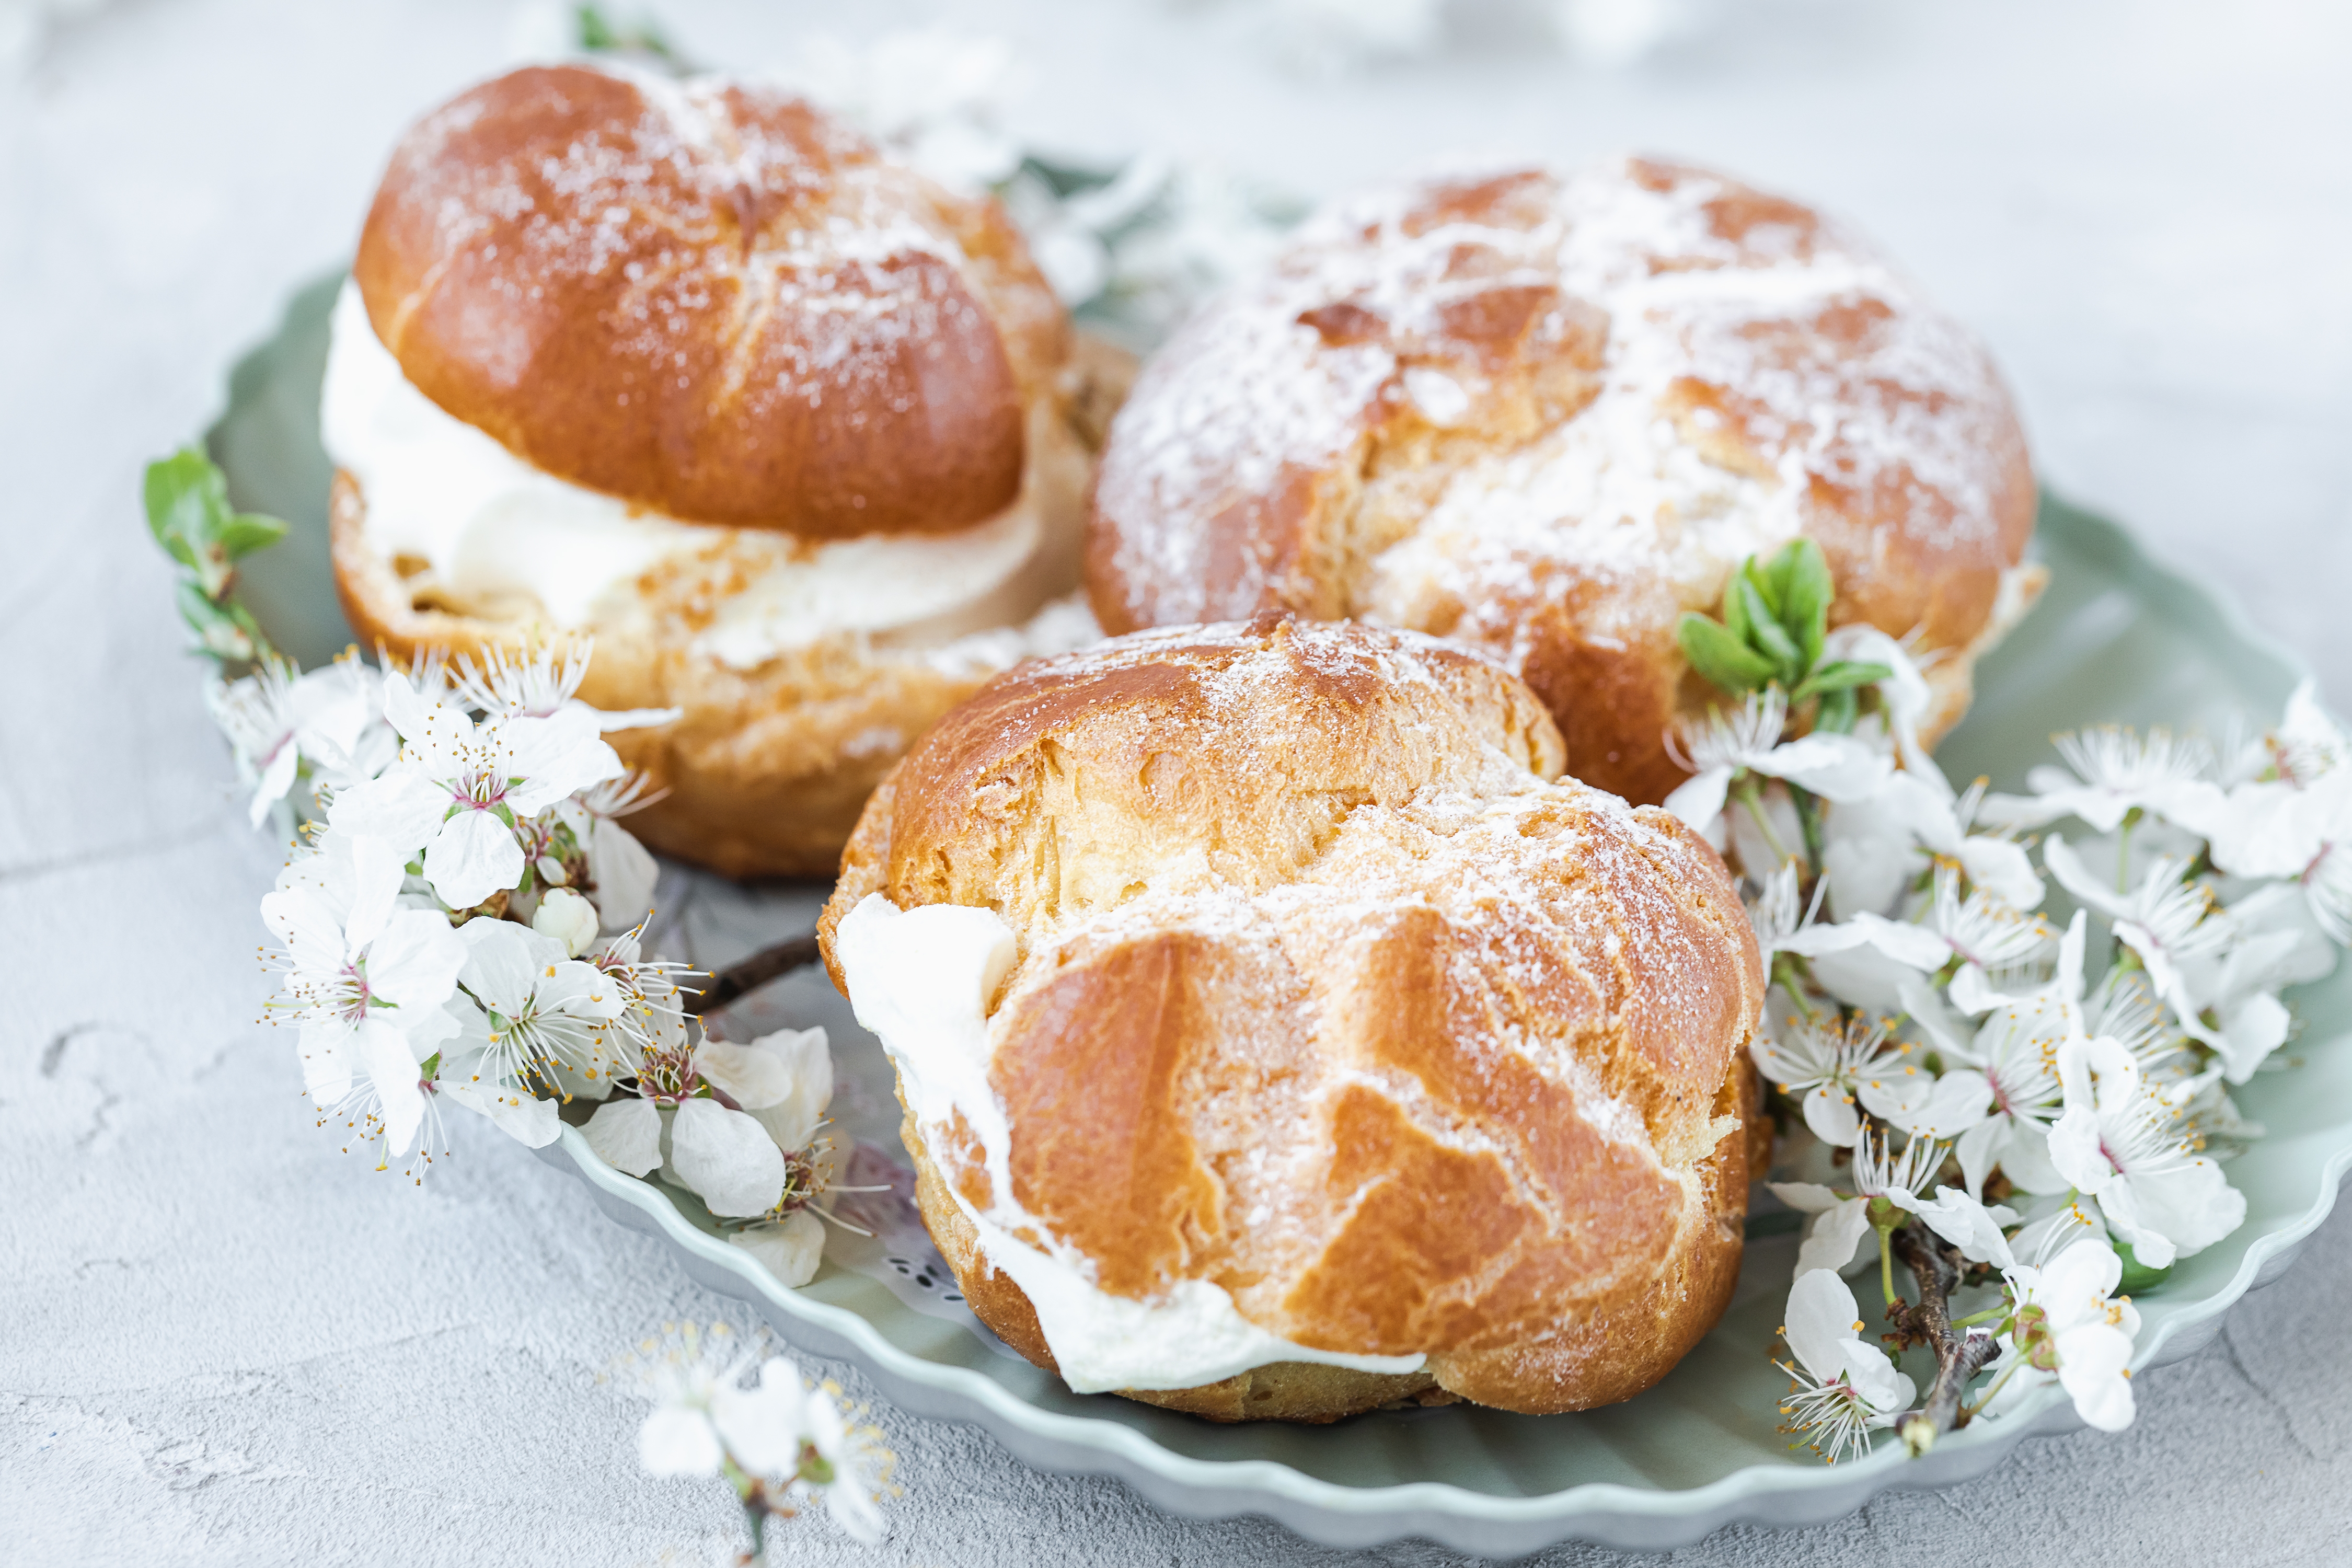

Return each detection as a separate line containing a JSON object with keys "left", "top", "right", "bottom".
{"left": 319, "top": 280, "right": 1064, "bottom": 668}
{"left": 833, "top": 893, "right": 1427, "bottom": 1393}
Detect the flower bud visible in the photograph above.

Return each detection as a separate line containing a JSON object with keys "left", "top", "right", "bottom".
{"left": 533, "top": 886, "right": 599, "bottom": 957}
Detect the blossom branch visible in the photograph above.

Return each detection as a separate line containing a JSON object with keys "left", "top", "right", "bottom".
{"left": 1889, "top": 1223, "right": 1999, "bottom": 1456}
{"left": 685, "top": 935, "right": 823, "bottom": 1016}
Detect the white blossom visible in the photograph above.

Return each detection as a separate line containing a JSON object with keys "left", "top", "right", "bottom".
{"left": 1943, "top": 977, "right": 2077, "bottom": 1198}
{"left": 589, "top": 923, "right": 697, "bottom": 1052}
{"left": 2049, "top": 1035, "right": 2245, "bottom": 1269}
{"left": 208, "top": 658, "right": 392, "bottom": 826}
{"left": 2179, "top": 681, "right": 2352, "bottom": 913}
{"left": 1980, "top": 1239, "right": 2141, "bottom": 1432}
{"left": 583, "top": 1018, "right": 836, "bottom": 1226}
{"left": 262, "top": 832, "right": 464, "bottom": 1157}
{"left": 1939, "top": 874, "right": 2063, "bottom": 1014}
{"left": 699, "top": 1027, "right": 835, "bottom": 1158}
{"left": 1754, "top": 1012, "right": 1896, "bottom": 1147}
{"left": 1978, "top": 725, "right": 2222, "bottom": 834}
{"left": 2043, "top": 838, "right": 2226, "bottom": 1030}
{"left": 446, "top": 917, "right": 627, "bottom": 1097}
{"left": 1821, "top": 768, "right": 2042, "bottom": 921}
{"left": 627, "top": 1324, "right": 885, "bottom": 1544}
{"left": 797, "top": 1369, "right": 887, "bottom": 1545}
{"left": 1774, "top": 1268, "right": 1916, "bottom": 1463}
{"left": 632, "top": 1327, "right": 807, "bottom": 1479}
{"left": 1664, "top": 687, "right": 1893, "bottom": 838}
{"left": 1770, "top": 1127, "right": 1943, "bottom": 1275}
{"left": 771, "top": 27, "right": 1023, "bottom": 193}
{"left": 329, "top": 672, "right": 624, "bottom": 910}
{"left": 451, "top": 641, "right": 678, "bottom": 732}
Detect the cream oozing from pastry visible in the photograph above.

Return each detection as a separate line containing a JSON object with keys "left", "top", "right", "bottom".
{"left": 319, "top": 280, "right": 1064, "bottom": 669}
{"left": 832, "top": 893, "right": 1428, "bottom": 1393}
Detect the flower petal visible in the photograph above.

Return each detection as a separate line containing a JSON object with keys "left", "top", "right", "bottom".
{"left": 297, "top": 1019, "right": 355, "bottom": 1103}
{"left": 2120, "top": 1157, "right": 2246, "bottom": 1262}
{"left": 1800, "top": 1083, "right": 1860, "bottom": 1147}
{"left": 1835, "top": 1340, "right": 1915, "bottom": 1421}
{"left": 1794, "top": 1194, "right": 1874, "bottom": 1276}
{"left": 1663, "top": 766, "right": 1733, "bottom": 833}
{"left": 694, "top": 1039, "right": 796, "bottom": 1112}
{"left": 353, "top": 1017, "right": 426, "bottom": 1157}
{"left": 423, "top": 809, "right": 525, "bottom": 912}
{"left": 589, "top": 818, "right": 660, "bottom": 932}
{"left": 1863, "top": 1065, "right": 1991, "bottom": 1142}
{"left": 670, "top": 1099, "right": 788, "bottom": 1218}
{"left": 2054, "top": 1321, "right": 2137, "bottom": 1431}
{"left": 329, "top": 766, "right": 452, "bottom": 858}
{"left": 711, "top": 1357, "right": 811, "bottom": 1474}
{"left": 455, "top": 917, "right": 545, "bottom": 1010}
{"left": 1909, "top": 1185, "right": 2015, "bottom": 1269}
{"left": 1755, "top": 733, "right": 1893, "bottom": 801}
{"left": 638, "top": 1406, "right": 723, "bottom": 1478}
{"left": 730, "top": 1211, "right": 828, "bottom": 1289}
{"left": 725, "top": 1029, "right": 834, "bottom": 1155}
{"left": 1783, "top": 1267, "right": 1864, "bottom": 1385}
{"left": 250, "top": 735, "right": 302, "bottom": 826}
{"left": 504, "top": 710, "right": 626, "bottom": 815}
{"left": 437, "top": 1067, "right": 562, "bottom": 1148}
{"left": 582, "top": 1096, "right": 664, "bottom": 1177}
{"left": 365, "top": 908, "right": 467, "bottom": 1011}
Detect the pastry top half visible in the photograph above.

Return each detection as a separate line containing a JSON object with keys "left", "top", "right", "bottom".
{"left": 820, "top": 615, "right": 1767, "bottom": 1416}
{"left": 354, "top": 61, "right": 1063, "bottom": 537}
{"left": 1087, "top": 157, "right": 2039, "bottom": 805}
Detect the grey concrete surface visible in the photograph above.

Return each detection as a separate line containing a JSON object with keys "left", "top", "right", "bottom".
{"left": 5, "top": 1, "right": 2350, "bottom": 1562}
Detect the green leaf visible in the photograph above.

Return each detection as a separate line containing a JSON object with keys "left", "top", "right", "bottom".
{"left": 216, "top": 510, "right": 289, "bottom": 559}
{"left": 1815, "top": 686, "right": 1859, "bottom": 734}
{"left": 143, "top": 445, "right": 289, "bottom": 598}
{"left": 1722, "top": 564, "right": 1756, "bottom": 645}
{"left": 1733, "top": 574, "right": 1801, "bottom": 683}
{"left": 574, "top": 4, "right": 684, "bottom": 65}
{"left": 1792, "top": 660, "right": 1894, "bottom": 700}
{"left": 1678, "top": 613, "right": 1775, "bottom": 693}
{"left": 1742, "top": 556, "right": 1783, "bottom": 621}
{"left": 1773, "top": 538, "right": 1834, "bottom": 676}
{"left": 2114, "top": 1240, "right": 2173, "bottom": 1294}
{"left": 144, "top": 447, "right": 230, "bottom": 583}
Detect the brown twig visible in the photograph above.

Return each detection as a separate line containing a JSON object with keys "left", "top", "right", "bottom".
{"left": 1888, "top": 1223, "right": 2000, "bottom": 1456}
{"left": 682, "top": 935, "right": 822, "bottom": 1016}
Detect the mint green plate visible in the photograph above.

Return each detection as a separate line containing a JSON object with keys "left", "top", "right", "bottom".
{"left": 211, "top": 276, "right": 2352, "bottom": 1555}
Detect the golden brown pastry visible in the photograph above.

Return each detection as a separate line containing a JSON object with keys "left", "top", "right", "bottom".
{"left": 326, "top": 63, "right": 1129, "bottom": 877}
{"left": 819, "top": 614, "right": 1766, "bottom": 1421}
{"left": 1087, "top": 157, "right": 2039, "bottom": 806}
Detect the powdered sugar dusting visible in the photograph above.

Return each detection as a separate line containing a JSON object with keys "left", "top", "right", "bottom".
{"left": 1094, "top": 156, "right": 2025, "bottom": 656}
{"left": 376, "top": 62, "right": 991, "bottom": 436}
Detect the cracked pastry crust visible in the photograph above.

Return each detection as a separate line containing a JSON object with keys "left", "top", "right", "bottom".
{"left": 1087, "top": 157, "right": 2040, "bottom": 806}
{"left": 820, "top": 615, "right": 1768, "bottom": 1421}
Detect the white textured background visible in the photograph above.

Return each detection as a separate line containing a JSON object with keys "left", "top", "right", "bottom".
{"left": 6, "top": 1, "right": 2351, "bottom": 1562}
